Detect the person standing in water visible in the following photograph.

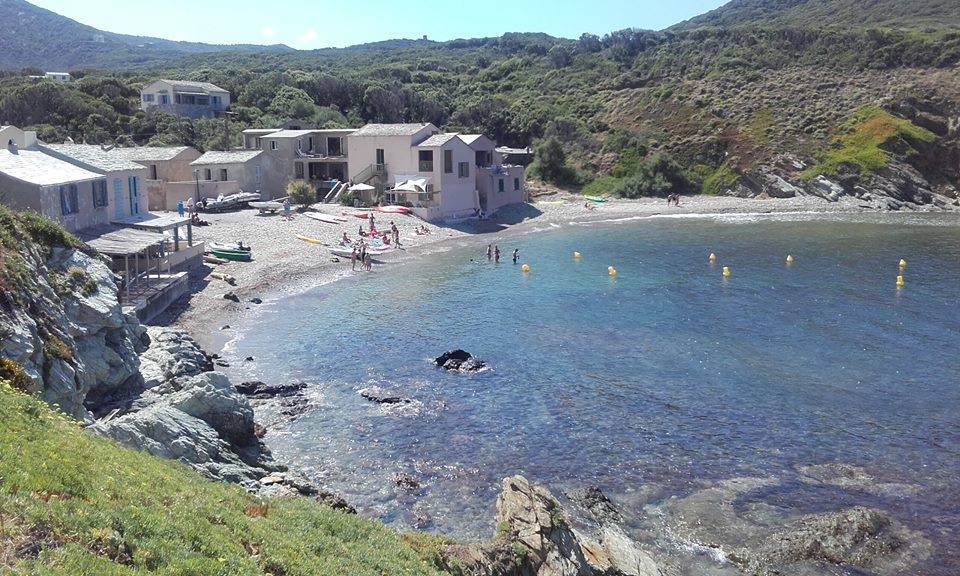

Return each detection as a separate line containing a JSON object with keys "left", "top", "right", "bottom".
{"left": 350, "top": 247, "right": 357, "bottom": 271}
{"left": 494, "top": 246, "right": 501, "bottom": 263}
{"left": 512, "top": 248, "right": 519, "bottom": 264}
{"left": 391, "top": 221, "right": 400, "bottom": 247}
{"left": 486, "top": 244, "right": 493, "bottom": 261}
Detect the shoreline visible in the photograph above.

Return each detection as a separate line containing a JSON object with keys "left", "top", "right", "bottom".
{"left": 156, "top": 194, "right": 958, "bottom": 350}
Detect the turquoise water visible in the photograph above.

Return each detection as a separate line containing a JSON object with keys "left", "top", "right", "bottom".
{"left": 225, "top": 214, "right": 960, "bottom": 570}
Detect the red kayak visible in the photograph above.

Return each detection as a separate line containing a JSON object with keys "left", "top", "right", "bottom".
{"left": 342, "top": 212, "right": 371, "bottom": 219}
{"left": 377, "top": 205, "right": 412, "bottom": 214}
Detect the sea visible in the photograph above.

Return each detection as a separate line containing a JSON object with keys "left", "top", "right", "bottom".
{"left": 222, "top": 212, "right": 960, "bottom": 573}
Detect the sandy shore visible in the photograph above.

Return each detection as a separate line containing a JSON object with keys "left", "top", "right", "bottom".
{"left": 155, "top": 193, "right": 938, "bottom": 349}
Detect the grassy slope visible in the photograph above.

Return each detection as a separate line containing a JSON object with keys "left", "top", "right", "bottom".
{"left": 674, "top": 0, "right": 960, "bottom": 30}
{"left": 0, "top": 381, "right": 447, "bottom": 575}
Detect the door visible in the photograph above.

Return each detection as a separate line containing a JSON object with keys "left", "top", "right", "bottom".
{"left": 128, "top": 176, "right": 140, "bottom": 215}
{"left": 113, "top": 178, "right": 123, "bottom": 219}
{"left": 375, "top": 148, "right": 385, "bottom": 168}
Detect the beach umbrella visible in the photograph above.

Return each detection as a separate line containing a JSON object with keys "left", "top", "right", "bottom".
{"left": 349, "top": 183, "right": 375, "bottom": 192}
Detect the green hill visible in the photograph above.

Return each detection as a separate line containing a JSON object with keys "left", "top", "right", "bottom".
{"left": 0, "top": 379, "right": 448, "bottom": 575}
{"left": 674, "top": 0, "right": 960, "bottom": 31}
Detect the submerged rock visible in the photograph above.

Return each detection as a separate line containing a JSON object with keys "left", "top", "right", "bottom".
{"left": 566, "top": 485, "right": 624, "bottom": 525}
{"left": 435, "top": 349, "right": 487, "bottom": 372}
{"left": 235, "top": 380, "right": 306, "bottom": 399}
{"left": 359, "top": 386, "right": 410, "bottom": 404}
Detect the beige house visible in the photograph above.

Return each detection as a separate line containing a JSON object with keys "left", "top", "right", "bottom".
{"left": 0, "top": 127, "right": 111, "bottom": 233}
{"left": 107, "top": 146, "right": 202, "bottom": 212}
{"left": 190, "top": 150, "right": 266, "bottom": 200}
{"left": 140, "top": 80, "right": 230, "bottom": 119}
{"left": 346, "top": 124, "right": 526, "bottom": 220}
{"left": 39, "top": 143, "right": 149, "bottom": 221}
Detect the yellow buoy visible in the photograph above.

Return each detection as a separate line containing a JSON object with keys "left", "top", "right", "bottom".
{"left": 521, "top": 264, "right": 530, "bottom": 273}
{"left": 722, "top": 266, "right": 731, "bottom": 277}
{"left": 708, "top": 253, "right": 717, "bottom": 262}
{"left": 899, "top": 259, "right": 907, "bottom": 269}
{"left": 896, "top": 275, "right": 905, "bottom": 288}
{"left": 786, "top": 255, "right": 794, "bottom": 264}
{"left": 573, "top": 251, "right": 582, "bottom": 259}
{"left": 608, "top": 266, "right": 617, "bottom": 276}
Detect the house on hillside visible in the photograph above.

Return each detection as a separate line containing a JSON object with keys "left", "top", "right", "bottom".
{"left": 140, "top": 80, "right": 231, "bottom": 119}
{"left": 39, "top": 144, "right": 148, "bottom": 221}
{"left": 346, "top": 123, "right": 526, "bottom": 220}
{"left": 242, "top": 127, "right": 355, "bottom": 200}
{"left": 45, "top": 72, "right": 71, "bottom": 83}
{"left": 190, "top": 150, "right": 266, "bottom": 200}
{"left": 0, "top": 126, "right": 111, "bottom": 233}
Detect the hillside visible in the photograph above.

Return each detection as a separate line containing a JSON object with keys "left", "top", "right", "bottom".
{"left": 0, "top": 0, "right": 291, "bottom": 70}
{"left": 674, "top": 0, "right": 960, "bottom": 31}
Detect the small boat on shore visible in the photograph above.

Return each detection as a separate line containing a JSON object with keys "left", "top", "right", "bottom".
{"left": 343, "top": 211, "right": 371, "bottom": 219}
{"left": 250, "top": 201, "right": 283, "bottom": 213}
{"left": 209, "top": 241, "right": 251, "bottom": 252}
{"left": 305, "top": 212, "right": 349, "bottom": 224}
{"left": 376, "top": 205, "right": 412, "bottom": 214}
{"left": 329, "top": 245, "right": 392, "bottom": 259}
{"left": 209, "top": 248, "right": 252, "bottom": 262}
{"left": 583, "top": 195, "right": 607, "bottom": 203}
{"left": 201, "top": 192, "right": 262, "bottom": 213}
{"left": 296, "top": 235, "right": 325, "bottom": 245}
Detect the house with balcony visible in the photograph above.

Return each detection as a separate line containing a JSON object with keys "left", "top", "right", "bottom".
{"left": 242, "top": 127, "right": 355, "bottom": 200}
{"left": 140, "top": 80, "right": 230, "bottom": 119}
{"left": 345, "top": 123, "right": 526, "bottom": 221}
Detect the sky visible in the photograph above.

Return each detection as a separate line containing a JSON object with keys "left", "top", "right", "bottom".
{"left": 29, "top": 0, "right": 728, "bottom": 49}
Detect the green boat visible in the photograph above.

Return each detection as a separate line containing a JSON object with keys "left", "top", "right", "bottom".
{"left": 210, "top": 248, "right": 252, "bottom": 262}
{"left": 584, "top": 195, "right": 607, "bottom": 203}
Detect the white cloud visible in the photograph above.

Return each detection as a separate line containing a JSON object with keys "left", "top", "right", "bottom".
{"left": 260, "top": 26, "right": 276, "bottom": 39}
{"left": 296, "top": 28, "right": 318, "bottom": 47}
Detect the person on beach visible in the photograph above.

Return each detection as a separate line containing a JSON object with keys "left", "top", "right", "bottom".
{"left": 391, "top": 222, "right": 400, "bottom": 247}
{"left": 186, "top": 197, "right": 195, "bottom": 216}
{"left": 494, "top": 246, "right": 501, "bottom": 263}
{"left": 177, "top": 200, "right": 185, "bottom": 217}
{"left": 342, "top": 232, "right": 350, "bottom": 244}
{"left": 512, "top": 248, "right": 519, "bottom": 264}
{"left": 369, "top": 213, "right": 375, "bottom": 231}
{"left": 350, "top": 247, "right": 357, "bottom": 271}
{"left": 364, "top": 252, "right": 372, "bottom": 271}
{"left": 283, "top": 199, "right": 292, "bottom": 220}
{"left": 486, "top": 244, "right": 493, "bottom": 260}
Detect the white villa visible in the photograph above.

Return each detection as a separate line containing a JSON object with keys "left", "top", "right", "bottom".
{"left": 140, "top": 80, "right": 231, "bottom": 119}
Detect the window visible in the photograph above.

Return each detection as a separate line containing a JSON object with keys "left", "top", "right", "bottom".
{"left": 204, "top": 169, "right": 212, "bottom": 180}
{"left": 149, "top": 164, "right": 158, "bottom": 180}
{"left": 255, "top": 137, "right": 262, "bottom": 149}
{"left": 220, "top": 168, "right": 228, "bottom": 181}
{"left": 158, "top": 94, "right": 169, "bottom": 105}
{"left": 443, "top": 149, "right": 453, "bottom": 174}
{"left": 59, "top": 184, "right": 79, "bottom": 215}
{"left": 128, "top": 176, "right": 139, "bottom": 214}
{"left": 418, "top": 150, "right": 433, "bottom": 172}
{"left": 498, "top": 179, "right": 505, "bottom": 193}
{"left": 92, "top": 180, "right": 108, "bottom": 208}
{"left": 270, "top": 140, "right": 277, "bottom": 151}
{"left": 514, "top": 177, "right": 520, "bottom": 191}
{"left": 375, "top": 148, "right": 385, "bottom": 167}
{"left": 328, "top": 137, "right": 342, "bottom": 156}
{"left": 458, "top": 162, "right": 469, "bottom": 178}
{"left": 143, "top": 93, "right": 154, "bottom": 102}
{"left": 212, "top": 96, "right": 221, "bottom": 106}
{"left": 295, "top": 162, "right": 304, "bottom": 179}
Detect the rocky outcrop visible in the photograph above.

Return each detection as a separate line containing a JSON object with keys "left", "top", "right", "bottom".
{"left": 441, "top": 476, "right": 661, "bottom": 576}
{"left": 0, "top": 245, "right": 146, "bottom": 421}
{"left": 436, "top": 349, "right": 487, "bottom": 372}
{"left": 235, "top": 380, "right": 306, "bottom": 399}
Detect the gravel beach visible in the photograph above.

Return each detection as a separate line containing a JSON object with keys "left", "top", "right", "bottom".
{"left": 155, "top": 193, "right": 940, "bottom": 348}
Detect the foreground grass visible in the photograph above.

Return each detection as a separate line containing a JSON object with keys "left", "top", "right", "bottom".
{"left": 804, "top": 105, "right": 935, "bottom": 179}
{"left": 0, "top": 381, "right": 447, "bottom": 575}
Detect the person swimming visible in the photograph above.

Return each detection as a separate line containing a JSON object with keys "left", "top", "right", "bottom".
{"left": 512, "top": 248, "right": 519, "bottom": 264}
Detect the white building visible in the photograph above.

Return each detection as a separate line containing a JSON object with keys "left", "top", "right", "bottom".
{"left": 140, "top": 80, "right": 231, "bottom": 119}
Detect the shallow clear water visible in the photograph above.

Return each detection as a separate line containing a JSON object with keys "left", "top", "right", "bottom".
{"left": 224, "top": 214, "right": 960, "bottom": 570}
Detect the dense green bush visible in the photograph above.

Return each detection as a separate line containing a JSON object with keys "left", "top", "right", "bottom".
{"left": 286, "top": 179, "right": 315, "bottom": 206}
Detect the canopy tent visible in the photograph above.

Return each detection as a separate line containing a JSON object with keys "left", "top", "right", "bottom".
{"left": 391, "top": 177, "right": 429, "bottom": 193}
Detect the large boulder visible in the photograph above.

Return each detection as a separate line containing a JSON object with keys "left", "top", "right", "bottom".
{"left": 435, "top": 349, "right": 487, "bottom": 372}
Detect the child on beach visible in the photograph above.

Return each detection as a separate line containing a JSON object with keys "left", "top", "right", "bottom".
{"left": 391, "top": 222, "right": 400, "bottom": 246}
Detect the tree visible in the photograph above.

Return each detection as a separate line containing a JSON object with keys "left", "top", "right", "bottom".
{"left": 287, "top": 179, "right": 315, "bottom": 206}
{"left": 268, "top": 86, "right": 316, "bottom": 120}
{"left": 362, "top": 85, "right": 402, "bottom": 123}
{"left": 548, "top": 45, "right": 572, "bottom": 68}
{"left": 531, "top": 138, "right": 570, "bottom": 184}
{"left": 578, "top": 33, "right": 602, "bottom": 53}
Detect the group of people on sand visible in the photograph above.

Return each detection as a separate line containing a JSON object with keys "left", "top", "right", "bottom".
{"left": 348, "top": 239, "right": 373, "bottom": 271}
{"left": 414, "top": 224, "right": 431, "bottom": 235}
{"left": 486, "top": 244, "right": 520, "bottom": 264}
{"left": 666, "top": 193, "right": 682, "bottom": 206}
{"left": 355, "top": 213, "right": 401, "bottom": 247}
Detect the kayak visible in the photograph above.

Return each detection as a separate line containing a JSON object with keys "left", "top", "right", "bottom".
{"left": 329, "top": 246, "right": 392, "bottom": 258}
{"left": 305, "top": 212, "right": 348, "bottom": 224}
{"left": 296, "top": 235, "right": 325, "bottom": 245}
{"left": 376, "top": 205, "right": 412, "bottom": 214}
{"left": 210, "top": 248, "right": 251, "bottom": 262}
{"left": 583, "top": 195, "right": 607, "bottom": 203}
